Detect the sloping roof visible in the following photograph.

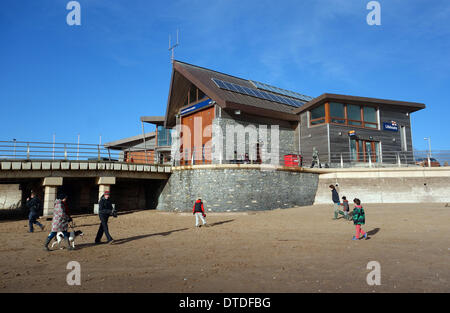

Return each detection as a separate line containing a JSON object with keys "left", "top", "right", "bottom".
{"left": 165, "top": 60, "right": 309, "bottom": 126}
{"left": 294, "top": 93, "right": 426, "bottom": 114}
{"left": 104, "top": 132, "right": 156, "bottom": 150}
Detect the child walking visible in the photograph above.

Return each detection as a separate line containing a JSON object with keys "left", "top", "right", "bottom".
{"left": 352, "top": 198, "right": 368, "bottom": 240}
{"left": 341, "top": 196, "right": 351, "bottom": 221}
{"left": 193, "top": 198, "right": 207, "bottom": 227}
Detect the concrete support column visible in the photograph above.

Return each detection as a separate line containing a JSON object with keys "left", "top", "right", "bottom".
{"left": 94, "top": 177, "right": 116, "bottom": 214}
{"left": 42, "top": 177, "right": 63, "bottom": 216}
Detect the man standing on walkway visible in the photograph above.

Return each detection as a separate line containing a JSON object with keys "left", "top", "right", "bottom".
{"left": 95, "top": 190, "right": 115, "bottom": 244}
{"left": 26, "top": 192, "right": 44, "bottom": 232}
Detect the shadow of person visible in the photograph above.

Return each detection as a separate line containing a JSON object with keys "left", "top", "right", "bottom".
{"left": 111, "top": 228, "right": 189, "bottom": 245}
{"left": 367, "top": 228, "right": 380, "bottom": 237}
{"left": 207, "top": 219, "right": 234, "bottom": 227}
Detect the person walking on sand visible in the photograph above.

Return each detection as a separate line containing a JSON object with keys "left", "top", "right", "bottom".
{"left": 95, "top": 190, "right": 115, "bottom": 244}
{"left": 26, "top": 192, "right": 44, "bottom": 233}
{"left": 43, "top": 193, "right": 72, "bottom": 251}
{"left": 330, "top": 185, "right": 341, "bottom": 220}
{"left": 193, "top": 198, "right": 207, "bottom": 227}
{"left": 352, "top": 198, "right": 368, "bottom": 240}
{"left": 341, "top": 196, "right": 351, "bottom": 221}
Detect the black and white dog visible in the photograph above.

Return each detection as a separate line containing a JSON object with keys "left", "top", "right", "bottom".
{"left": 51, "top": 230, "right": 84, "bottom": 249}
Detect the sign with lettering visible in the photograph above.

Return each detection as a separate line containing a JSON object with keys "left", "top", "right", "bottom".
{"left": 383, "top": 121, "right": 398, "bottom": 132}
{"left": 180, "top": 98, "right": 212, "bottom": 116}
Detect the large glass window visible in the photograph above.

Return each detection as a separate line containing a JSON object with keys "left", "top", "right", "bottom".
{"left": 309, "top": 102, "right": 379, "bottom": 129}
{"left": 329, "top": 102, "right": 345, "bottom": 124}
{"left": 363, "top": 106, "right": 377, "bottom": 128}
{"left": 347, "top": 104, "right": 362, "bottom": 125}
{"left": 157, "top": 126, "right": 172, "bottom": 147}
{"left": 310, "top": 104, "right": 325, "bottom": 125}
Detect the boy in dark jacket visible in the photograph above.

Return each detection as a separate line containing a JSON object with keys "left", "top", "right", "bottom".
{"left": 26, "top": 192, "right": 44, "bottom": 232}
{"left": 193, "top": 199, "right": 207, "bottom": 227}
{"left": 352, "top": 198, "right": 368, "bottom": 240}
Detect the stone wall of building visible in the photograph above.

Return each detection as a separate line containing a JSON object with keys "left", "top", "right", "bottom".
{"left": 156, "top": 165, "right": 319, "bottom": 212}
{"left": 211, "top": 114, "right": 297, "bottom": 165}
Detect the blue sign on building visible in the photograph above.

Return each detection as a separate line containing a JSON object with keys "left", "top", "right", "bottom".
{"left": 180, "top": 98, "right": 212, "bottom": 116}
{"left": 383, "top": 121, "right": 399, "bottom": 131}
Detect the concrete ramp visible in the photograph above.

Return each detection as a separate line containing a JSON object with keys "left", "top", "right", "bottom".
{"left": 313, "top": 167, "right": 450, "bottom": 204}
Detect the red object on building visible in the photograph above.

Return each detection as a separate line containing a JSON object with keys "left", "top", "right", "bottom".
{"left": 284, "top": 154, "right": 302, "bottom": 167}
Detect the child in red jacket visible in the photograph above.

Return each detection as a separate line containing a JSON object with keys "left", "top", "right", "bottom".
{"left": 193, "top": 199, "right": 207, "bottom": 227}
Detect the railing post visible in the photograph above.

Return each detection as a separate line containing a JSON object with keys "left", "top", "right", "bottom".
{"left": 64, "top": 144, "right": 68, "bottom": 160}
{"left": 369, "top": 154, "right": 372, "bottom": 168}
{"left": 397, "top": 153, "right": 401, "bottom": 167}
{"left": 427, "top": 155, "right": 431, "bottom": 168}
{"left": 27, "top": 143, "right": 30, "bottom": 159}
{"left": 108, "top": 148, "right": 111, "bottom": 161}
{"left": 340, "top": 153, "right": 344, "bottom": 168}
{"left": 98, "top": 145, "right": 101, "bottom": 161}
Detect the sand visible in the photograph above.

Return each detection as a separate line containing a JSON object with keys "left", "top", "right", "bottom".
{"left": 0, "top": 203, "right": 449, "bottom": 293}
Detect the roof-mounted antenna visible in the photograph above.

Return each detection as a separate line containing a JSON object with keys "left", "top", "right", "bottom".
{"left": 169, "top": 29, "right": 180, "bottom": 63}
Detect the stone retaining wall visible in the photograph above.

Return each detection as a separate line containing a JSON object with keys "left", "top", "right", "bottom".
{"left": 156, "top": 165, "right": 318, "bottom": 212}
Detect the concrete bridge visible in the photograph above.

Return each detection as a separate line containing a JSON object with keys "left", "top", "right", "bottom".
{"left": 0, "top": 160, "right": 171, "bottom": 215}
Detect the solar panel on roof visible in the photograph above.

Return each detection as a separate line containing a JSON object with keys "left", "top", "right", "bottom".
{"left": 211, "top": 78, "right": 307, "bottom": 108}
{"left": 250, "top": 80, "right": 313, "bottom": 102}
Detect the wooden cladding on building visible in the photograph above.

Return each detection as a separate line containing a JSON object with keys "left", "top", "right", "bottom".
{"left": 180, "top": 106, "right": 214, "bottom": 165}
{"left": 124, "top": 150, "right": 155, "bottom": 164}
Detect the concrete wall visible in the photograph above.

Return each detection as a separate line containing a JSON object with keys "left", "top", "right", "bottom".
{"left": 313, "top": 167, "right": 450, "bottom": 204}
{"left": 0, "top": 184, "right": 22, "bottom": 210}
{"left": 157, "top": 165, "right": 318, "bottom": 212}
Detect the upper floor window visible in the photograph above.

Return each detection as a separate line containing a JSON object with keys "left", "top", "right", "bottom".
{"left": 309, "top": 102, "right": 379, "bottom": 129}
{"left": 310, "top": 104, "right": 325, "bottom": 125}
{"left": 184, "top": 84, "right": 208, "bottom": 106}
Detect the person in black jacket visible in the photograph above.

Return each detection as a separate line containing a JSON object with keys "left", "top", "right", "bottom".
{"left": 330, "top": 185, "right": 341, "bottom": 220}
{"left": 26, "top": 192, "right": 44, "bottom": 232}
{"left": 94, "top": 190, "right": 116, "bottom": 244}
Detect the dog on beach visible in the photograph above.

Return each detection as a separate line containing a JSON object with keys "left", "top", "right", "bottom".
{"left": 51, "top": 230, "right": 84, "bottom": 249}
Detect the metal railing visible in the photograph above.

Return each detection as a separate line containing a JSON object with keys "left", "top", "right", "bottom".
{"left": 0, "top": 141, "right": 170, "bottom": 165}
{"left": 172, "top": 146, "right": 450, "bottom": 168}
{"left": 1, "top": 140, "right": 448, "bottom": 168}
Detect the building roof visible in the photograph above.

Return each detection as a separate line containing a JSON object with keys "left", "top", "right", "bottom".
{"left": 165, "top": 60, "right": 310, "bottom": 127}
{"left": 140, "top": 116, "right": 165, "bottom": 125}
{"left": 294, "top": 93, "right": 426, "bottom": 114}
{"left": 104, "top": 132, "right": 156, "bottom": 151}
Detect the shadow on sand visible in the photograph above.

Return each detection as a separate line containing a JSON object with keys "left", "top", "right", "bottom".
{"left": 366, "top": 228, "right": 380, "bottom": 239}
{"left": 72, "top": 219, "right": 236, "bottom": 249}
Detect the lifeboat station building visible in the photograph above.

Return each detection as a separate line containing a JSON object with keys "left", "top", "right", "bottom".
{"left": 110, "top": 60, "right": 425, "bottom": 168}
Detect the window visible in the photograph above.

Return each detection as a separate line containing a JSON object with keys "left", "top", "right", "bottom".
{"left": 189, "top": 87, "right": 197, "bottom": 104}
{"left": 309, "top": 102, "right": 379, "bottom": 129}
{"left": 363, "top": 106, "right": 377, "bottom": 128}
{"left": 310, "top": 104, "right": 325, "bottom": 125}
{"left": 187, "top": 84, "right": 207, "bottom": 105}
{"left": 347, "top": 104, "right": 362, "bottom": 126}
{"left": 157, "top": 126, "right": 172, "bottom": 147}
{"left": 329, "top": 102, "right": 345, "bottom": 124}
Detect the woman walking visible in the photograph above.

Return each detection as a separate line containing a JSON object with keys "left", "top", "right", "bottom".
{"left": 43, "top": 193, "right": 73, "bottom": 251}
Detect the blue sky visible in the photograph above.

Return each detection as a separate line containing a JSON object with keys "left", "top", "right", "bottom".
{"left": 0, "top": 0, "right": 449, "bottom": 150}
